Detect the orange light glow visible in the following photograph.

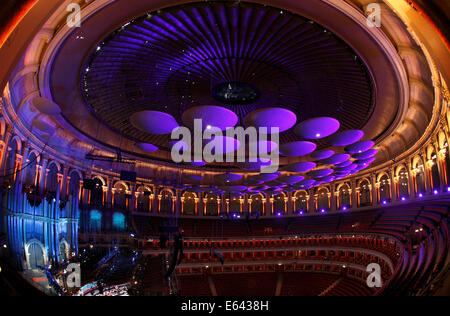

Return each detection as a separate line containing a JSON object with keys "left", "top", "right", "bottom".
{"left": 0, "top": 0, "right": 39, "bottom": 48}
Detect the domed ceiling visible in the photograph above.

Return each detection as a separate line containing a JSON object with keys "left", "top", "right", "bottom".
{"left": 81, "top": 1, "right": 374, "bottom": 150}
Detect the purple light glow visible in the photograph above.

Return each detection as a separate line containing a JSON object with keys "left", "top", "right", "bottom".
{"left": 311, "top": 150, "right": 335, "bottom": 160}
{"left": 418, "top": 193, "right": 424, "bottom": 198}
{"left": 382, "top": 201, "right": 388, "bottom": 205}
{"left": 283, "top": 162, "right": 317, "bottom": 173}
{"left": 329, "top": 130, "right": 364, "bottom": 146}
{"left": 434, "top": 190, "right": 439, "bottom": 195}
{"left": 279, "top": 141, "right": 317, "bottom": 157}
{"left": 244, "top": 107, "right": 297, "bottom": 133}
{"left": 321, "top": 209, "right": 326, "bottom": 213}
{"left": 294, "top": 117, "right": 340, "bottom": 140}
{"left": 182, "top": 105, "right": 239, "bottom": 131}
{"left": 401, "top": 197, "right": 407, "bottom": 201}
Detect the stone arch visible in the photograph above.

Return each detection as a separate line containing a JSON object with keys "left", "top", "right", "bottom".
{"left": 182, "top": 191, "right": 197, "bottom": 215}
{"left": 59, "top": 239, "right": 70, "bottom": 263}
{"left": 25, "top": 239, "right": 48, "bottom": 270}
{"left": 294, "top": 190, "right": 308, "bottom": 212}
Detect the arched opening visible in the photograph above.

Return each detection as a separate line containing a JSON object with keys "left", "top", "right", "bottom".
{"left": 90, "top": 178, "right": 104, "bottom": 206}
{"left": 295, "top": 191, "right": 308, "bottom": 212}
{"left": 27, "top": 242, "right": 46, "bottom": 270}
{"left": 112, "top": 212, "right": 126, "bottom": 232}
{"left": 89, "top": 210, "right": 102, "bottom": 231}
{"left": 183, "top": 192, "right": 196, "bottom": 215}
{"left": 24, "top": 152, "right": 38, "bottom": 187}
{"left": 59, "top": 240, "right": 69, "bottom": 263}
{"left": 46, "top": 163, "right": 59, "bottom": 193}
{"left": 250, "top": 194, "right": 263, "bottom": 215}
{"left": 5, "top": 139, "right": 19, "bottom": 180}
{"left": 229, "top": 195, "right": 242, "bottom": 214}
{"left": 68, "top": 171, "right": 80, "bottom": 199}
{"left": 339, "top": 184, "right": 351, "bottom": 209}
{"left": 414, "top": 159, "right": 426, "bottom": 195}
{"left": 359, "top": 180, "right": 371, "bottom": 207}
{"left": 273, "top": 193, "right": 286, "bottom": 214}
{"left": 113, "top": 182, "right": 127, "bottom": 209}
{"left": 398, "top": 168, "right": 409, "bottom": 198}
{"left": 160, "top": 190, "right": 173, "bottom": 214}
{"left": 430, "top": 151, "right": 441, "bottom": 190}
{"left": 137, "top": 186, "right": 152, "bottom": 213}
{"left": 379, "top": 175, "right": 390, "bottom": 202}
{"left": 317, "top": 188, "right": 329, "bottom": 211}
{"left": 205, "top": 193, "right": 219, "bottom": 216}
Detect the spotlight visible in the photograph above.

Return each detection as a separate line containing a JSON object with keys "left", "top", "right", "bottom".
{"left": 447, "top": 187, "right": 450, "bottom": 193}
{"left": 299, "top": 211, "right": 304, "bottom": 215}
{"left": 277, "top": 212, "right": 282, "bottom": 217}
{"left": 321, "top": 209, "right": 326, "bottom": 213}
{"left": 418, "top": 193, "right": 424, "bottom": 198}
{"left": 401, "top": 197, "right": 406, "bottom": 201}
{"left": 342, "top": 206, "right": 348, "bottom": 211}
{"left": 382, "top": 201, "right": 387, "bottom": 205}
{"left": 433, "top": 190, "right": 439, "bottom": 195}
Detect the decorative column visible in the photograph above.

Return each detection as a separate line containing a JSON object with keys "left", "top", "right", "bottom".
{"left": 330, "top": 185, "right": 336, "bottom": 211}
{"left": 422, "top": 152, "right": 431, "bottom": 193}
{"left": 407, "top": 162, "right": 416, "bottom": 198}
{"left": 350, "top": 180, "right": 357, "bottom": 209}
{"left": 389, "top": 168, "right": 397, "bottom": 202}
{"left": 38, "top": 158, "right": 48, "bottom": 191}
{"left": 130, "top": 184, "right": 136, "bottom": 212}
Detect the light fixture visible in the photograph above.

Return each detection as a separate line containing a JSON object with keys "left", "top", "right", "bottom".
{"left": 433, "top": 190, "right": 439, "bottom": 195}
{"left": 418, "top": 193, "right": 424, "bottom": 198}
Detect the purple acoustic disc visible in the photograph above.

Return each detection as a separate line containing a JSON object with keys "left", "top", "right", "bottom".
{"left": 322, "top": 154, "right": 351, "bottom": 165}
{"left": 244, "top": 107, "right": 297, "bottom": 133}
{"left": 345, "top": 140, "right": 375, "bottom": 154}
{"left": 280, "top": 141, "right": 317, "bottom": 157}
{"left": 353, "top": 149, "right": 378, "bottom": 160}
{"left": 294, "top": 117, "right": 340, "bottom": 139}
{"left": 335, "top": 163, "right": 358, "bottom": 172}
{"left": 335, "top": 160, "right": 353, "bottom": 168}
{"left": 191, "top": 161, "right": 207, "bottom": 167}
{"left": 137, "top": 142, "right": 159, "bottom": 152}
{"left": 204, "top": 136, "right": 241, "bottom": 155}
{"left": 308, "top": 169, "right": 334, "bottom": 178}
{"left": 283, "top": 162, "right": 317, "bottom": 173}
{"left": 356, "top": 157, "right": 376, "bottom": 166}
{"left": 299, "top": 179, "right": 317, "bottom": 187}
{"left": 219, "top": 185, "right": 247, "bottom": 192}
{"left": 185, "top": 175, "right": 203, "bottom": 182}
{"left": 277, "top": 175, "right": 305, "bottom": 185}
{"left": 249, "top": 140, "right": 279, "bottom": 155}
{"left": 215, "top": 173, "right": 243, "bottom": 183}
{"left": 238, "top": 159, "right": 273, "bottom": 171}
{"left": 310, "top": 150, "right": 335, "bottom": 160}
{"left": 130, "top": 111, "right": 179, "bottom": 135}
{"left": 182, "top": 105, "right": 238, "bottom": 131}
{"left": 328, "top": 130, "right": 364, "bottom": 146}
{"left": 315, "top": 176, "right": 336, "bottom": 183}
{"left": 249, "top": 173, "right": 280, "bottom": 183}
